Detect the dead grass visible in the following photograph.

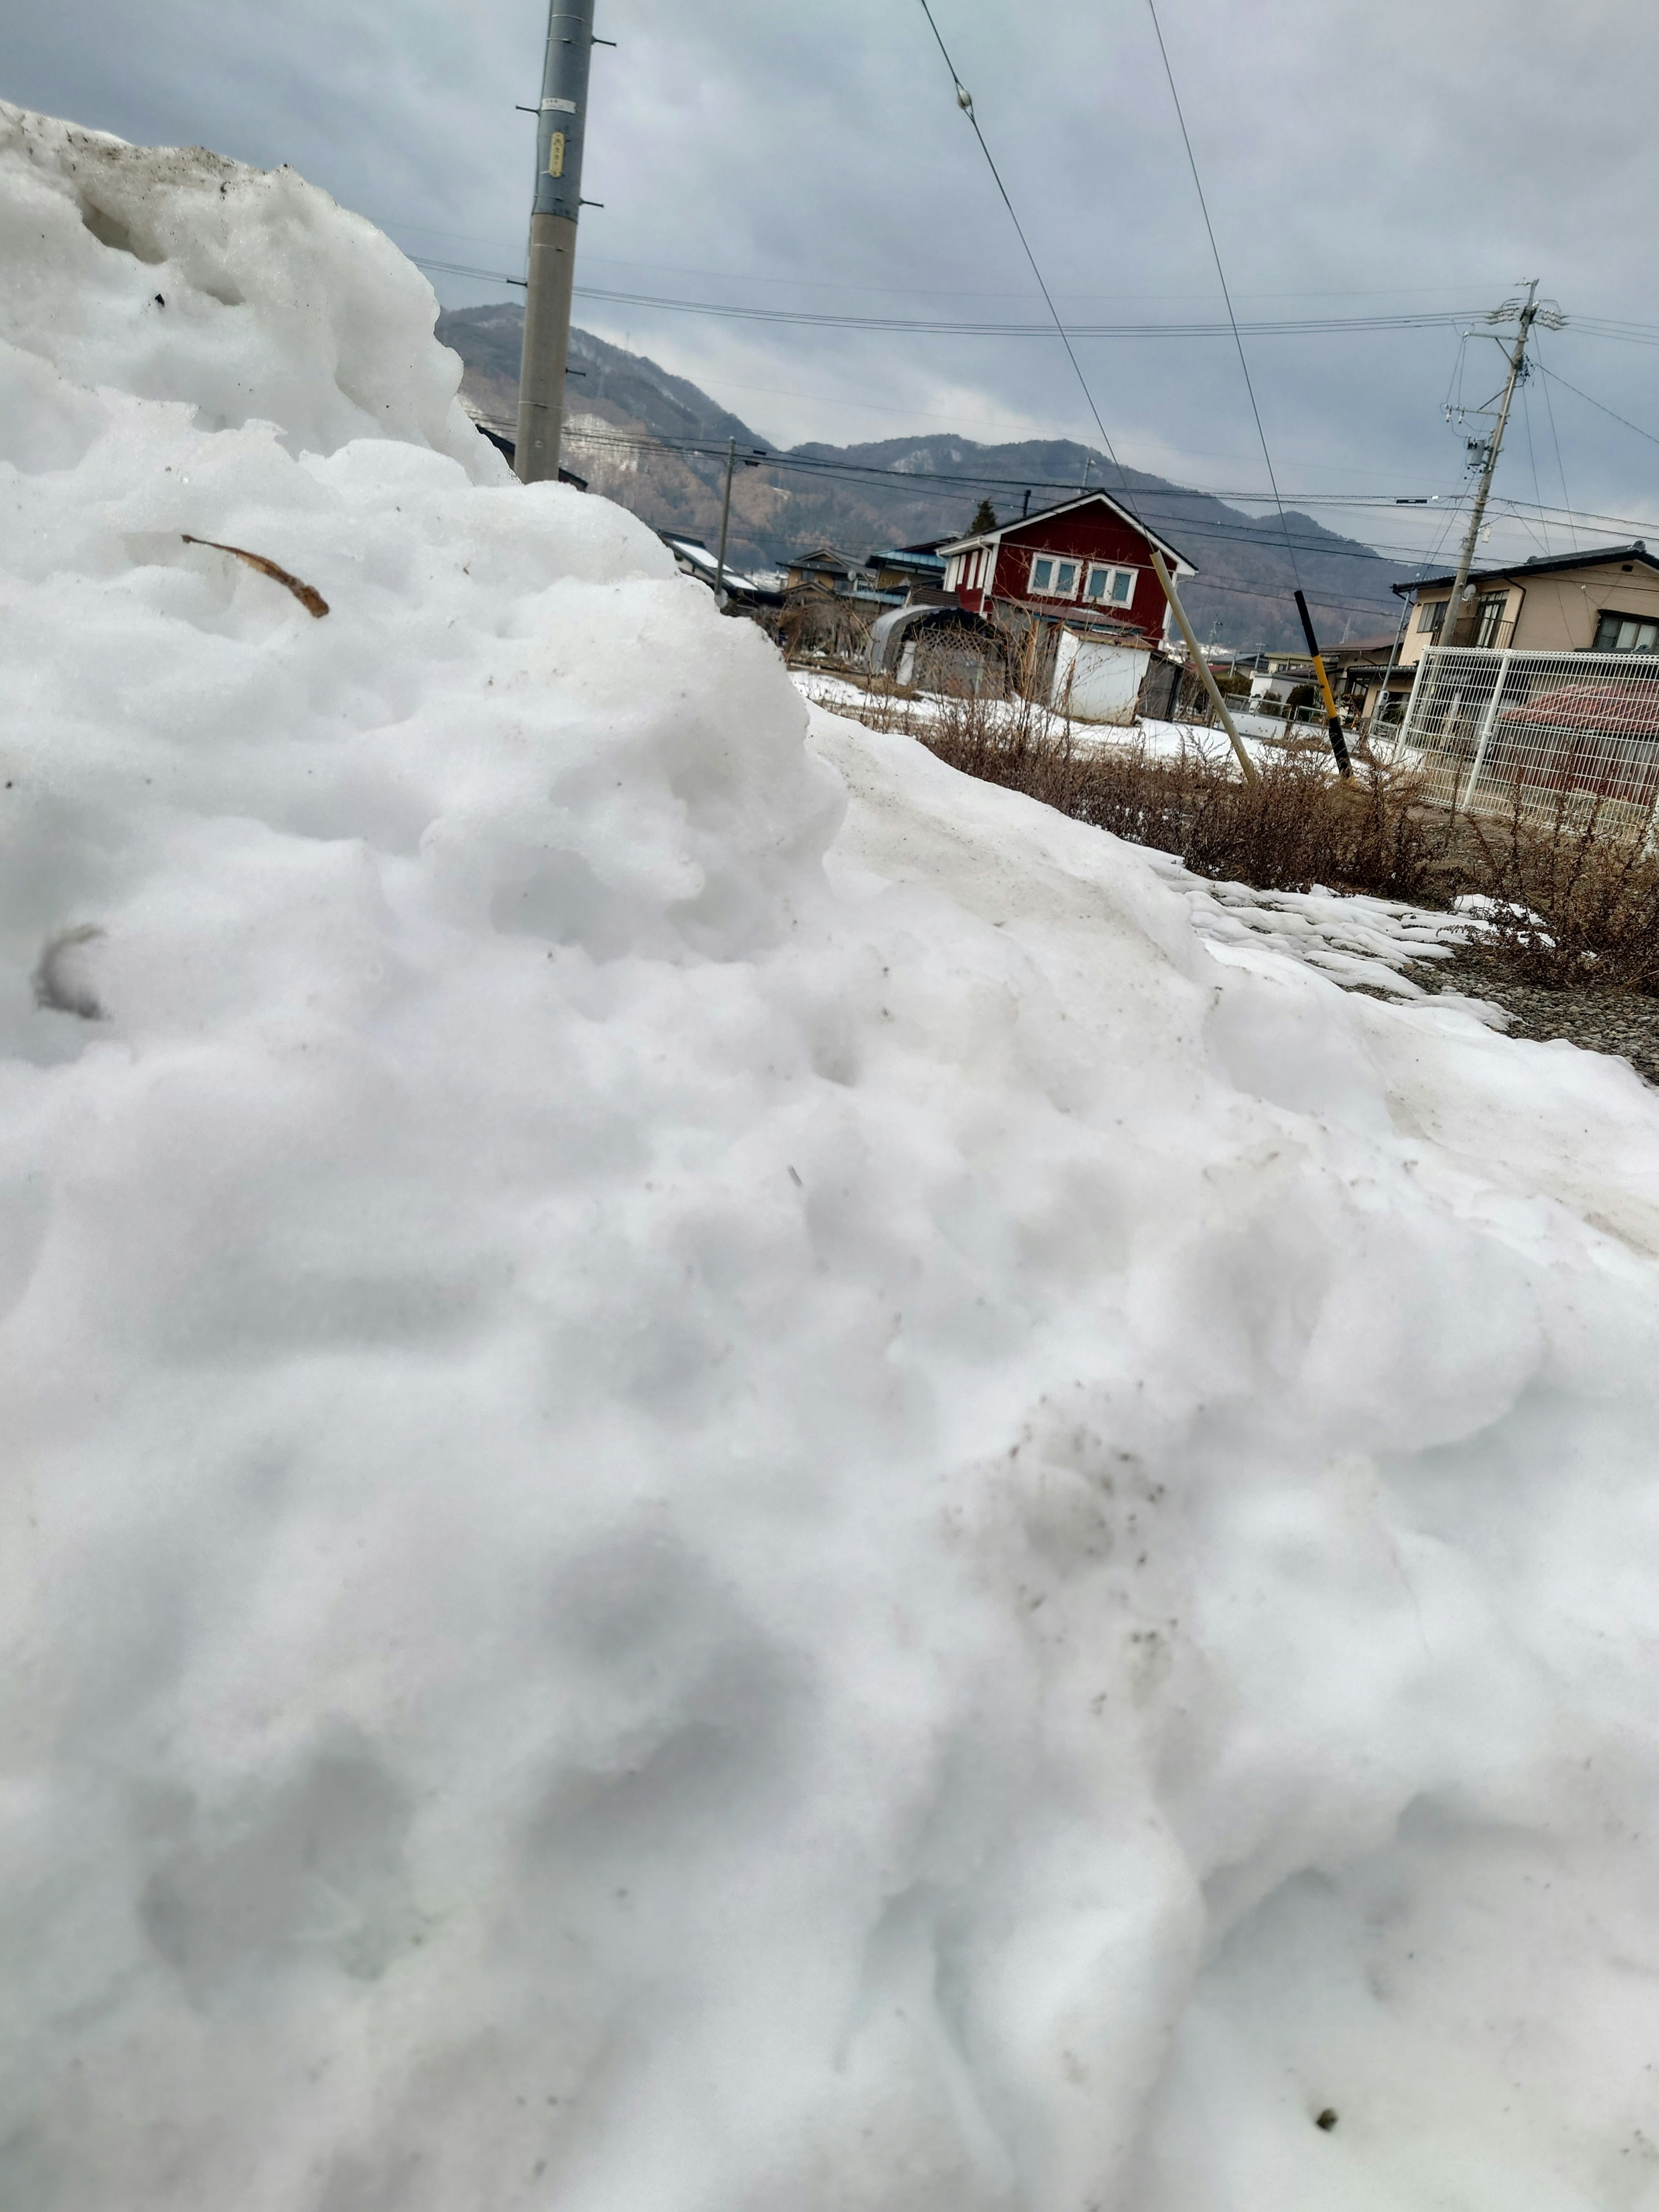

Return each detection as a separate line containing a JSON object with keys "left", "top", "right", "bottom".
{"left": 1465, "top": 780, "right": 1659, "bottom": 992}
{"left": 806, "top": 668, "right": 1659, "bottom": 1000}
{"left": 922, "top": 702, "right": 1444, "bottom": 905}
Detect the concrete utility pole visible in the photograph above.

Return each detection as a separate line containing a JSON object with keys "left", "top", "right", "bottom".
{"left": 713, "top": 438, "right": 736, "bottom": 605}
{"left": 1435, "top": 280, "right": 1541, "bottom": 642}
{"left": 515, "top": 0, "right": 596, "bottom": 485}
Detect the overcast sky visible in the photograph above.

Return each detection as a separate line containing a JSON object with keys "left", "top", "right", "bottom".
{"left": 11, "top": 0, "right": 1659, "bottom": 578}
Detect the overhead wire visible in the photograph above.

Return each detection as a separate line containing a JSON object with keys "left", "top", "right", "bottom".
{"left": 504, "top": 412, "right": 1657, "bottom": 547}
{"left": 413, "top": 254, "right": 1492, "bottom": 339}
{"left": 526, "top": 418, "right": 1519, "bottom": 570}
{"left": 1535, "top": 357, "right": 1659, "bottom": 455}
{"left": 1142, "top": 0, "right": 1301, "bottom": 590}
{"left": 1532, "top": 340, "right": 1582, "bottom": 553}
{"left": 1520, "top": 377, "right": 1550, "bottom": 556}
{"left": 548, "top": 420, "right": 1648, "bottom": 623}
{"left": 913, "top": 0, "right": 1143, "bottom": 521}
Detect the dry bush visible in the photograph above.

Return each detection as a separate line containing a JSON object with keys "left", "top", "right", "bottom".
{"left": 1466, "top": 780, "right": 1659, "bottom": 991}
{"left": 821, "top": 669, "right": 1659, "bottom": 991}
{"left": 923, "top": 715, "right": 1444, "bottom": 904}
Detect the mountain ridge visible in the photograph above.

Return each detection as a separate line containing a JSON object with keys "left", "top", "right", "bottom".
{"left": 436, "top": 303, "right": 1403, "bottom": 651}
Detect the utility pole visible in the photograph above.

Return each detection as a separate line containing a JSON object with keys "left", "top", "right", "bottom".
{"left": 515, "top": 0, "right": 596, "bottom": 485}
{"left": 713, "top": 437, "right": 736, "bottom": 605}
{"left": 1435, "top": 280, "right": 1545, "bottom": 643}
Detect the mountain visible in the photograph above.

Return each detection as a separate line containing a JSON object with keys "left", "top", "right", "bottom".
{"left": 436, "top": 304, "right": 1401, "bottom": 652}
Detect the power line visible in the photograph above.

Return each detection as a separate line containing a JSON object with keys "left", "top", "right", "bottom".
{"left": 914, "top": 1, "right": 1144, "bottom": 521}
{"left": 521, "top": 412, "right": 1659, "bottom": 548}
{"left": 421, "top": 249, "right": 1659, "bottom": 355}
{"left": 542, "top": 421, "right": 1438, "bottom": 568}
{"left": 396, "top": 225, "right": 1510, "bottom": 305}
{"left": 1536, "top": 357, "right": 1659, "bottom": 455}
{"left": 569, "top": 290, "right": 1493, "bottom": 339}
{"left": 1532, "top": 345, "right": 1581, "bottom": 556}
{"left": 1144, "top": 0, "right": 1300, "bottom": 594}
{"left": 1520, "top": 377, "right": 1550, "bottom": 557}
{"left": 418, "top": 255, "right": 1492, "bottom": 339}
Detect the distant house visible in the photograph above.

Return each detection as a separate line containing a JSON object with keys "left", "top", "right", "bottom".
{"left": 1362, "top": 541, "right": 1659, "bottom": 722}
{"left": 460, "top": 403, "right": 589, "bottom": 490}
{"left": 782, "top": 547, "right": 904, "bottom": 609}
{"left": 863, "top": 541, "right": 950, "bottom": 596}
{"left": 934, "top": 491, "right": 1196, "bottom": 723}
{"left": 659, "top": 533, "right": 782, "bottom": 611}
{"left": 938, "top": 491, "right": 1194, "bottom": 639}
{"left": 1249, "top": 635, "right": 1398, "bottom": 720}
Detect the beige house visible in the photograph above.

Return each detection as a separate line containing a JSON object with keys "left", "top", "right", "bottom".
{"left": 1363, "top": 542, "right": 1659, "bottom": 720}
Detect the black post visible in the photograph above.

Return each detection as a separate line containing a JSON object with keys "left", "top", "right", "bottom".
{"left": 1294, "top": 588, "right": 1353, "bottom": 779}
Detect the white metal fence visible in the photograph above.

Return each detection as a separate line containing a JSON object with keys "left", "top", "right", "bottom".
{"left": 1377, "top": 645, "right": 1659, "bottom": 833}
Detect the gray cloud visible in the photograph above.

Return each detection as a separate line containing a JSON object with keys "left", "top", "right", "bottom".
{"left": 10, "top": 0, "right": 1657, "bottom": 581}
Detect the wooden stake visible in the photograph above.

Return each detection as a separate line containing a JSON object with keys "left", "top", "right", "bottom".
{"left": 1149, "top": 551, "right": 1259, "bottom": 785}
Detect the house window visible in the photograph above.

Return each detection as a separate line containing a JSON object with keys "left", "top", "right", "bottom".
{"left": 1029, "top": 553, "right": 1080, "bottom": 599}
{"left": 1593, "top": 610, "right": 1659, "bottom": 653}
{"left": 1417, "top": 598, "right": 1447, "bottom": 635}
{"left": 1084, "top": 563, "right": 1136, "bottom": 607}
{"left": 1474, "top": 591, "right": 1507, "bottom": 647}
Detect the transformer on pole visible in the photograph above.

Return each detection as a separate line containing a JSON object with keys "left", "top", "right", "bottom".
{"left": 515, "top": 0, "right": 596, "bottom": 485}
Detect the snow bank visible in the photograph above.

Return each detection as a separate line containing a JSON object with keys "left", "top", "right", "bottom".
{"left": 0, "top": 101, "right": 499, "bottom": 472}
{"left": 7, "top": 106, "right": 1659, "bottom": 2212}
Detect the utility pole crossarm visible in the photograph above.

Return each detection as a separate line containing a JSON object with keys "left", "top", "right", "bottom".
{"left": 515, "top": 0, "right": 597, "bottom": 485}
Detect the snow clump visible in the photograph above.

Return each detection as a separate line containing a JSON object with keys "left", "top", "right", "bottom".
{"left": 6, "top": 102, "right": 1659, "bottom": 2212}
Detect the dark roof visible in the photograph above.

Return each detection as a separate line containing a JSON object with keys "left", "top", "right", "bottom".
{"left": 867, "top": 546, "right": 947, "bottom": 570}
{"left": 658, "top": 533, "right": 781, "bottom": 604}
{"left": 788, "top": 546, "right": 861, "bottom": 574}
{"left": 1393, "top": 542, "right": 1658, "bottom": 597}
{"left": 469, "top": 420, "right": 588, "bottom": 490}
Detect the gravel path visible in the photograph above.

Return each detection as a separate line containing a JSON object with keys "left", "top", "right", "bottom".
{"left": 1416, "top": 950, "right": 1659, "bottom": 1090}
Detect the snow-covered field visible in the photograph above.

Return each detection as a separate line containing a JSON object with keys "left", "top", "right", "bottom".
{"left": 8, "top": 100, "right": 1659, "bottom": 2212}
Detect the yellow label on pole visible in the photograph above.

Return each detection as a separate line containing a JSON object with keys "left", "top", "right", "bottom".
{"left": 547, "top": 131, "right": 565, "bottom": 179}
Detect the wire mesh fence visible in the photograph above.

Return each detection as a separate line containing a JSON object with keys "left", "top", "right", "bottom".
{"left": 1376, "top": 645, "right": 1659, "bottom": 835}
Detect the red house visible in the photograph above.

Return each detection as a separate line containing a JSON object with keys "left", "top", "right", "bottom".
{"left": 937, "top": 490, "right": 1195, "bottom": 646}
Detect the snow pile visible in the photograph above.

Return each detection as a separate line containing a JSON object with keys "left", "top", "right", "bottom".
{"left": 7, "top": 106, "right": 1659, "bottom": 2212}
{"left": 0, "top": 102, "right": 497, "bottom": 471}
{"left": 1143, "top": 857, "right": 1487, "bottom": 1004}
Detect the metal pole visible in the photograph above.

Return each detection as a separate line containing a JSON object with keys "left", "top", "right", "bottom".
{"left": 1394, "top": 636, "right": 1435, "bottom": 756}
{"left": 713, "top": 437, "right": 736, "bottom": 606}
{"left": 1150, "top": 551, "right": 1259, "bottom": 785}
{"left": 1293, "top": 586, "right": 1353, "bottom": 777}
{"left": 1369, "top": 594, "right": 1414, "bottom": 744}
{"left": 515, "top": 0, "right": 596, "bottom": 485}
{"left": 1434, "top": 281, "right": 1538, "bottom": 643}
{"left": 1457, "top": 648, "right": 1513, "bottom": 816}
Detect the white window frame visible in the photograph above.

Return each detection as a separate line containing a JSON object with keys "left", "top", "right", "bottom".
{"left": 1027, "top": 551, "right": 1081, "bottom": 601}
{"left": 1083, "top": 563, "right": 1137, "bottom": 608}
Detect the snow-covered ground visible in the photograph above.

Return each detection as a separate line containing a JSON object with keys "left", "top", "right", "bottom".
{"left": 791, "top": 670, "right": 1341, "bottom": 777}
{"left": 8, "top": 100, "right": 1659, "bottom": 2212}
